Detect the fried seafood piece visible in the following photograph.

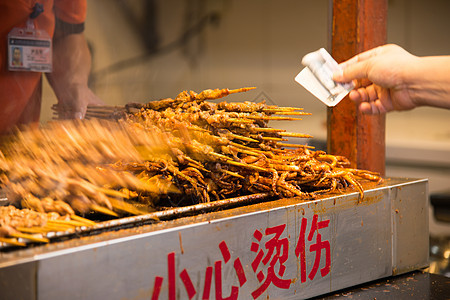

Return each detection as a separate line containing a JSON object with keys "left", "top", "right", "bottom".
{"left": 0, "top": 224, "right": 18, "bottom": 238}
{"left": 0, "top": 206, "right": 49, "bottom": 232}
{"left": 141, "top": 88, "right": 255, "bottom": 112}
{"left": 144, "top": 98, "right": 182, "bottom": 111}
{"left": 176, "top": 87, "right": 256, "bottom": 102}
{"left": 21, "top": 194, "right": 45, "bottom": 213}
{"left": 64, "top": 194, "right": 92, "bottom": 215}
{"left": 216, "top": 101, "right": 267, "bottom": 113}
{"left": 41, "top": 198, "right": 75, "bottom": 215}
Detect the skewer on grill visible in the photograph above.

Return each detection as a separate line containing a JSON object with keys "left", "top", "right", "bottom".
{"left": 0, "top": 237, "right": 26, "bottom": 247}
{"left": 1, "top": 87, "right": 383, "bottom": 243}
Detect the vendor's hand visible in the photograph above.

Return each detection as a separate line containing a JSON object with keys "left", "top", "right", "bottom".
{"left": 54, "top": 85, "right": 104, "bottom": 119}
{"left": 47, "top": 32, "right": 104, "bottom": 120}
{"left": 333, "top": 44, "right": 419, "bottom": 114}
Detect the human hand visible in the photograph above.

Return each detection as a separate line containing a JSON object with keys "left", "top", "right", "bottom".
{"left": 333, "top": 44, "right": 419, "bottom": 114}
{"left": 54, "top": 85, "right": 104, "bottom": 119}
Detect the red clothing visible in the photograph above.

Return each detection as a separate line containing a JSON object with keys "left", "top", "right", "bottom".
{"left": 0, "top": 0, "right": 86, "bottom": 134}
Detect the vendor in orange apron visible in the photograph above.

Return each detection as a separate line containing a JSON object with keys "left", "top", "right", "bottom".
{"left": 0, "top": 0, "right": 103, "bottom": 135}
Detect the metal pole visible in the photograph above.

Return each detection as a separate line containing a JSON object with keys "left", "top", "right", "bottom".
{"left": 328, "top": 0, "right": 387, "bottom": 175}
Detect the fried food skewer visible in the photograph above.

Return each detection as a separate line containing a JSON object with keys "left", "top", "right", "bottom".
{"left": 1, "top": 86, "right": 383, "bottom": 237}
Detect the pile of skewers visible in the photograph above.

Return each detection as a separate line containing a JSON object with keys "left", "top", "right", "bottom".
{"left": 87, "top": 87, "right": 382, "bottom": 205}
{"left": 0, "top": 87, "right": 382, "bottom": 247}
{"left": 0, "top": 206, "right": 95, "bottom": 246}
{"left": 0, "top": 119, "right": 179, "bottom": 246}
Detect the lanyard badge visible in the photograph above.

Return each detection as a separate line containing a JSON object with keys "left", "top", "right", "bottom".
{"left": 8, "top": 3, "right": 52, "bottom": 73}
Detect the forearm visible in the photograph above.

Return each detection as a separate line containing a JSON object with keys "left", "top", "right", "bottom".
{"left": 45, "top": 32, "right": 104, "bottom": 118}
{"left": 406, "top": 56, "right": 450, "bottom": 109}
{"left": 46, "top": 33, "right": 91, "bottom": 97}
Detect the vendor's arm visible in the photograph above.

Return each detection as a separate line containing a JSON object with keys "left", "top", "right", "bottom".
{"left": 46, "top": 29, "right": 103, "bottom": 119}
{"left": 333, "top": 44, "right": 450, "bottom": 114}
{"left": 407, "top": 56, "right": 450, "bottom": 109}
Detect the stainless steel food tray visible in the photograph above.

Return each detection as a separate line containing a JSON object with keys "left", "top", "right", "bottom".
{"left": 0, "top": 178, "right": 428, "bottom": 300}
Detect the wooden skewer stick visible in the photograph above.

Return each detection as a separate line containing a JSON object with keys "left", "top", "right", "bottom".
{"left": 42, "top": 223, "right": 74, "bottom": 232}
{"left": 279, "top": 132, "right": 314, "bottom": 138}
{"left": 109, "top": 198, "right": 150, "bottom": 216}
{"left": 251, "top": 128, "right": 286, "bottom": 133}
{"left": 85, "top": 109, "right": 122, "bottom": 116}
{"left": 268, "top": 164, "right": 301, "bottom": 172}
{"left": 271, "top": 147, "right": 292, "bottom": 153}
{"left": 209, "top": 151, "right": 233, "bottom": 161}
{"left": 229, "top": 141, "right": 272, "bottom": 154}
{"left": 47, "top": 219, "right": 88, "bottom": 227}
{"left": 250, "top": 135, "right": 288, "bottom": 142}
{"left": 228, "top": 142, "right": 276, "bottom": 159}
{"left": 187, "top": 163, "right": 209, "bottom": 173}
{"left": 183, "top": 157, "right": 210, "bottom": 172}
{"left": 84, "top": 112, "right": 114, "bottom": 119}
{"left": 90, "top": 204, "right": 119, "bottom": 217}
{"left": 71, "top": 215, "right": 97, "bottom": 226}
{"left": 84, "top": 109, "right": 120, "bottom": 115}
{"left": 84, "top": 110, "right": 114, "bottom": 116}
{"left": 276, "top": 143, "right": 315, "bottom": 149}
{"left": 228, "top": 87, "right": 256, "bottom": 94}
{"left": 228, "top": 133, "right": 259, "bottom": 143}
{"left": 233, "top": 147, "right": 265, "bottom": 158}
{"left": 263, "top": 106, "right": 304, "bottom": 111}
{"left": 227, "top": 118, "right": 254, "bottom": 124}
{"left": 186, "top": 126, "right": 210, "bottom": 133}
{"left": 87, "top": 105, "right": 124, "bottom": 110}
{"left": 10, "top": 232, "right": 49, "bottom": 243}
{"left": 220, "top": 169, "right": 245, "bottom": 179}
{"left": 96, "top": 187, "right": 130, "bottom": 199}
{"left": 270, "top": 111, "right": 311, "bottom": 116}
{"left": 225, "top": 160, "right": 269, "bottom": 173}
{"left": 245, "top": 116, "right": 303, "bottom": 121}
{"left": 16, "top": 226, "right": 50, "bottom": 234}
{"left": 0, "top": 237, "right": 26, "bottom": 247}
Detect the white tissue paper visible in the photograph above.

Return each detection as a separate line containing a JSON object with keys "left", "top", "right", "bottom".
{"left": 295, "top": 48, "right": 354, "bottom": 107}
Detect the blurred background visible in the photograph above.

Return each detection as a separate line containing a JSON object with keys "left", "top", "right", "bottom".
{"left": 40, "top": 0, "right": 450, "bottom": 273}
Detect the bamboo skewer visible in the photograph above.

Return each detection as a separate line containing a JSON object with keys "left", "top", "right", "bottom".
{"left": 263, "top": 106, "right": 304, "bottom": 111}
{"left": 48, "top": 219, "right": 88, "bottom": 227}
{"left": 270, "top": 111, "right": 311, "bottom": 116}
{"left": 279, "top": 132, "right": 314, "bottom": 138}
{"left": 90, "top": 204, "right": 119, "bottom": 217}
{"left": 43, "top": 223, "right": 74, "bottom": 232}
{"left": 229, "top": 142, "right": 275, "bottom": 158}
{"left": 228, "top": 133, "right": 259, "bottom": 143}
{"left": 250, "top": 135, "right": 288, "bottom": 142}
{"left": 96, "top": 187, "right": 130, "bottom": 199}
{"left": 16, "top": 226, "right": 51, "bottom": 234}
{"left": 227, "top": 118, "right": 254, "bottom": 124}
{"left": 86, "top": 105, "right": 125, "bottom": 110}
{"left": 84, "top": 112, "right": 114, "bottom": 119}
{"left": 233, "top": 147, "right": 266, "bottom": 158}
{"left": 209, "top": 151, "right": 233, "bottom": 161}
{"left": 221, "top": 169, "right": 245, "bottom": 179}
{"left": 251, "top": 128, "right": 286, "bottom": 133}
{"left": 10, "top": 232, "right": 49, "bottom": 243}
{"left": 275, "top": 143, "right": 314, "bottom": 149}
{"left": 71, "top": 215, "right": 97, "bottom": 226}
{"left": 0, "top": 237, "right": 26, "bottom": 247}
{"left": 225, "top": 160, "right": 269, "bottom": 173}
{"left": 245, "top": 116, "right": 303, "bottom": 121}
{"left": 108, "top": 198, "right": 152, "bottom": 216}
{"left": 187, "top": 163, "right": 209, "bottom": 173}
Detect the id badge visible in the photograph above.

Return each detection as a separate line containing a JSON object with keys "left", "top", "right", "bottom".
{"left": 8, "top": 26, "right": 52, "bottom": 73}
